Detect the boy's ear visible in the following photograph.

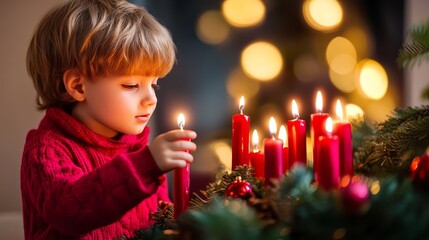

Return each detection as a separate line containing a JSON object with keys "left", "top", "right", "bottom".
{"left": 63, "top": 68, "right": 86, "bottom": 102}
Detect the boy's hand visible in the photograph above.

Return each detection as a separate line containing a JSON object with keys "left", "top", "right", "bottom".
{"left": 148, "top": 129, "right": 197, "bottom": 172}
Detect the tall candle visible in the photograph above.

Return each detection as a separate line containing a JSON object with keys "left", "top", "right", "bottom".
{"left": 249, "top": 129, "right": 264, "bottom": 179}
{"left": 287, "top": 100, "right": 307, "bottom": 168}
{"left": 174, "top": 113, "right": 190, "bottom": 219}
{"left": 278, "top": 125, "right": 289, "bottom": 173}
{"left": 333, "top": 99, "right": 354, "bottom": 178}
{"left": 317, "top": 117, "right": 340, "bottom": 191}
{"left": 264, "top": 117, "right": 283, "bottom": 185}
{"left": 311, "top": 91, "right": 329, "bottom": 182}
{"left": 232, "top": 96, "right": 250, "bottom": 170}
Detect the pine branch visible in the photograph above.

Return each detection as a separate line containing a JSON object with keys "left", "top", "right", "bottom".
{"left": 354, "top": 105, "right": 429, "bottom": 175}
{"left": 397, "top": 21, "right": 429, "bottom": 68}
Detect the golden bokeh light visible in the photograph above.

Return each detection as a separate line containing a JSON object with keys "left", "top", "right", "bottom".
{"left": 329, "top": 68, "right": 356, "bottom": 93}
{"left": 241, "top": 41, "right": 284, "bottom": 81}
{"left": 303, "top": 0, "right": 343, "bottom": 32}
{"left": 210, "top": 140, "right": 232, "bottom": 172}
{"left": 222, "top": 0, "right": 266, "bottom": 28}
{"left": 343, "top": 26, "right": 371, "bottom": 60}
{"left": 345, "top": 103, "right": 364, "bottom": 120}
{"left": 326, "top": 37, "right": 357, "bottom": 74}
{"left": 357, "top": 59, "right": 388, "bottom": 100}
{"left": 226, "top": 67, "right": 261, "bottom": 99}
{"left": 196, "top": 10, "right": 230, "bottom": 45}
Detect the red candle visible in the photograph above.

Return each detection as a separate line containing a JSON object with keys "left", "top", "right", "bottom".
{"left": 278, "top": 125, "right": 289, "bottom": 173}
{"left": 311, "top": 91, "right": 329, "bottom": 182}
{"left": 232, "top": 96, "right": 250, "bottom": 170}
{"left": 249, "top": 129, "right": 264, "bottom": 179}
{"left": 264, "top": 117, "right": 283, "bottom": 185}
{"left": 317, "top": 117, "right": 340, "bottom": 191}
{"left": 174, "top": 113, "right": 190, "bottom": 219}
{"left": 333, "top": 99, "right": 354, "bottom": 178}
{"left": 287, "top": 100, "right": 307, "bottom": 168}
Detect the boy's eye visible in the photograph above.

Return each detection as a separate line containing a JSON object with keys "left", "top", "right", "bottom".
{"left": 122, "top": 84, "right": 139, "bottom": 89}
{"left": 152, "top": 84, "right": 161, "bottom": 91}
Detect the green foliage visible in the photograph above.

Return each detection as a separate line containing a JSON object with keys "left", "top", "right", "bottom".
{"left": 397, "top": 21, "right": 429, "bottom": 68}
{"left": 354, "top": 105, "right": 429, "bottom": 175}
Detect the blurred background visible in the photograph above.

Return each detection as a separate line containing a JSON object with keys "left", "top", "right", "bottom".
{"left": 1, "top": 0, "right": 428, "bottom": 239}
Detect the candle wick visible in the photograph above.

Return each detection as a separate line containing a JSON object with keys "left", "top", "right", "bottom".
{"left": 239, "top": 105, "right": 244, "bottom": 114}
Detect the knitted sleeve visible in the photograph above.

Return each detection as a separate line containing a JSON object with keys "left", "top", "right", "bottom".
{"left": 21, "top": 142, "right": 163, "bottom": 236}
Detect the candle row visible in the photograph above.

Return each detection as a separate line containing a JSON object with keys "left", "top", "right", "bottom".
{"left": 232, "top": 92, "right": 354, "bottom": 190}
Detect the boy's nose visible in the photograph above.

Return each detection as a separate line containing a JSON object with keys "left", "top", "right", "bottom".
{"left": 141, "top": 88, "right": 157, "bottom": 106}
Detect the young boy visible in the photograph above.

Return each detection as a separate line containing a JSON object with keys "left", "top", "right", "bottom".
{"left": 21, "top": 0, "right": 197, "bottom": 239}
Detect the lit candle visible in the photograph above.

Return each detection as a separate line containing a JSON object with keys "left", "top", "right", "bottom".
{"left": 174, "top": 113, "right": 190, "bottom": 219}
{"left": 333, "top": 99, "right": 354, "bottom": 178}
{"left": 249, "top": 129, "right": 264, "bottom": 179}
{"left": 278, "top": 125, "right": 289, "bottom": 173}
{"left": 232, "top": 96, "right": 250, "bottom": 170}
{"left": 264, "top": 117, "right": 283, "bottom": 185}
{"left": 311, "top": 91, "right": 329, "bottom": 181}
{"left": 317, "top": 117, "right": 340, "bottom": 191}
{"left": 287, "top": 100, "right": 307, "bottom": 168}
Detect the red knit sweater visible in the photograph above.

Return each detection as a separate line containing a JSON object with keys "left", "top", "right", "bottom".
{"left": 21, "top": 107, "right": 170, "bottom": 239}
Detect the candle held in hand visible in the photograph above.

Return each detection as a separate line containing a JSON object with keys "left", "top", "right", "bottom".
{"left": 174, "top": 113, "right": 190, "bottom": 219}
{"left": 264, "top": 117, "right": 283, "bottom": 185}
{"left": 232, "top": 96, "right": 250, "bottom": 170}
{"left": 249, "top": 129, "right": 264, "bottom": 178}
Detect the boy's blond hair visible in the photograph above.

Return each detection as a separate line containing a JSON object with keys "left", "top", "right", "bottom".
{"left": 27, "top": 0, "right": 176, "bottom": 110}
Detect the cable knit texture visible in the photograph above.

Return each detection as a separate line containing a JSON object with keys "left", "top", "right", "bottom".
{"left": 21, "top": 107, "right": 170, "bottom": 239}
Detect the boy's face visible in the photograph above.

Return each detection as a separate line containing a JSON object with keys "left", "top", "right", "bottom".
{"left": 73, "top": 74, "right": 159, "bottom": 138}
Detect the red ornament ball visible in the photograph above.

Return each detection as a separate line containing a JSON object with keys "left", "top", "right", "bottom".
{"left": 225, "top": 176, "right": 253, "bottom": 199}
{"left": 340, "top": 180, "right": 370, "bottom": 215}
{"left": 410, "top": 152, "right": 429, "bottom": 189}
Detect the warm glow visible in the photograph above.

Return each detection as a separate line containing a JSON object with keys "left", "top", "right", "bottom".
{"left": 357, "top": 59, "right": 388, "bottom": 100}
{"left": 303, "top": 0, "right": 343, "bottom": 32}
{"left": 211, "top": 141, "right": 233, "bottom": 172}
{"left": 325, "top": 117, "right": 333, "bottom": 133}
{"left": 329, "top": 68, "right": 356, "bottom": 93}
{"left": 239, "top": 96, "right": 245, "bottom": 113}
{"left": 278, "top": 125, "right": 288, "bottom": 147}
{"left": 292, "top": 100, "right": 300, "bottom": 119}
{"left": 196, "top": 10, "right": 230, "bottom": 45}
{"left": 177, "top": 113, "right": 185, "bottom": 130}
{"left": 252, "top": 129, "right": 259, "bottom": 149}
{"left": 345, "top": 103, "right": 364, "bottom": 120}
{"left": 336, "top": 99, "right": 344, "bottom": 121}
{"left": 226, "top": 68, "right": 260, "bottom": 99}
{"left": 222, "top": 0, "right": 266, "bottom": 28}
{"left": 269, "top": 117, "right": 277, "bottom": 138}
{"left": 315, "top": 91, "right": 323, "bottom": 112}
{"left": 326, "top": 37, "right": 357, "bottom": 75}
{"left": 241, "top": 41, "right": 284, "bottom": 81}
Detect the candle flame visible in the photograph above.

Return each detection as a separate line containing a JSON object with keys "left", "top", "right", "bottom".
{"left": 251, "top": 129, "right": 259, "bottom": 149}
{"left": 292, "top": 100, "right": 300, "bottom": 119}
{"left": 239, "top": 96, "right": 245, "bottom": 114}
{"left": 177, "top": 113, "right": 185, "bottom": 130}
{"left": 278, "top": 125, "right": 288, "bottom": 147}
{"left": 336, "top": 99, "right": 343, "bottom": 121}
{"left": 316, "top": 91, "right": 323, "bottom": 112}
{"left": 325, "top": 117, "right": 333, "bottom": 133}
{"left": 269, "top": 117, "right": 277, "bottom": 138}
